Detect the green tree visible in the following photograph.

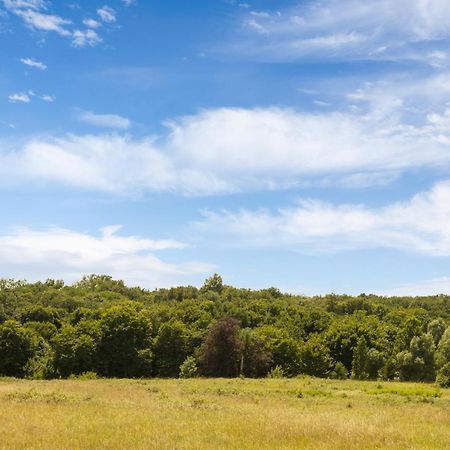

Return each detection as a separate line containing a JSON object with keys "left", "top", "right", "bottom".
{"left": 52, "top": 324, "right": 99, "bottom": 377}
{"left": 396, "top": 333, "right": 435, "bottom": 381}
{"left": 298, "top": 334, "right": 333, "bottom": 378}
{"left": 352, "top": 336, "right": 369, "bottom": 380}
{"left": 239, "top": 328, "right": 271, "bottom": 377}
{"left": 0, "top": 320, "right": 38, "bottom": 377}
{"left": 427, "top": 319, "right": 446, "bottom": 346}
{"left": 201, "top": 274, "right": 223, "bottom": 294}
{"left": 436, "top": 362, "right": 450, "bottom": 388}
{"left": 365, "top": 348, "right": 385, "bottom": 379}
{"left": 436, "top": 327, "right": 450, "bottom": 368}
{"left": 153, "top": 320, "right": 189, "bottom": 377}
{"left": 97, "top": 304, "right": 152, "bottom": 377}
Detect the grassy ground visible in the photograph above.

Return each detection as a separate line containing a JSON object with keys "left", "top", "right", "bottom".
{"left": 0, "top": 377, "right": 449, "bottom": 449}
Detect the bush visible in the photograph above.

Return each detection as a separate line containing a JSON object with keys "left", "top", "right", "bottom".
{"left": 330, "top": 362, "right": 349, "bottom": 379}
{"left": 436, "top": 362, "right": 450, "bottom": 388}
{"left": 179, "top": 356, "right": 198, "bottom": 378}
{"left": 267, "top": 365, "right": 284, "bottom": 378}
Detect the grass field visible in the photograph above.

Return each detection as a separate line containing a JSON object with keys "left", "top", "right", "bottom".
{"left": 0, "top": 377, "right": 449, "bottom": 449}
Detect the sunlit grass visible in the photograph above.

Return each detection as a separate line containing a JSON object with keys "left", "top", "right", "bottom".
{"left": 0, "top": 377, "right": 449, "bottom": 449}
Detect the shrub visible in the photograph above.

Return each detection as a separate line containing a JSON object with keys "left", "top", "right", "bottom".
{"left": 267, "top": 365, "right": 284, "bottom": 378}
{"left": 179, "top": 356, "right": 198, "bottom": 379}
{"left": 436, "top": 362, "right": 450, "bottom": 388}
{"left": 330, "top": 362, "right": 349, "bottom": 379}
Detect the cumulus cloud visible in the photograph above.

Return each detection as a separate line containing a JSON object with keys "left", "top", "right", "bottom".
{"left": 8, "top": 92, "right": 31, "bottom": 103}
{"left": 0, "top": 225, "right": 212, "bottom": 288}
{"left": 236, "top": 0, "right": 450, "bottom": 62}
{"left": 15, "top": 8, "right": 71, "bottom": 35}
{"left": 196, "top": 179, "right": 450, "bottom": 256}
{"left": 82, "top": 18, "right": 101, "bottom": 29}
{"left": 97, "top": 5, "right": 116, "bottom": 23}
{"left": 77, "top": 111, "right": 131, "bottom": 129}
{"left": 72, "top": 29, "right": 102, "bottom": 47}
{"left": 2, "top": 0, "right": 113, "bottom": 47}
{"left": 20, "top": 57, "right": 47, "bottom": 70}
{"left": 40, "top": 94, "right": 54, "bottom": 102}
{"left": 2, "top": 84, "right": 450, "bottom": 194}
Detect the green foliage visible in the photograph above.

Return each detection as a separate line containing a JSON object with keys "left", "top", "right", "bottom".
{"left": 436, "top": 327, "right": 450, "bottom": 368}
{"left": 96, "top": 304, "right": 152, "bottom": 377}
{"left": 201, "top": 274, "right": 223, "bottom": 294}
{"left": 435, "top": 362, "right": 450, "bottom": 388}
{"left": 52, "top": 324, "right": 98, "bottom": 377}
{"left": 267, "top": 365, "right": 284, "bottom": 378}
{"left": 0, "top": 275, "right": 448, "bottom": 382}
{"left": 153, "top": 320, "right": 189, "bottom": 377}
{"left": 365, "top": 348, "right": 385, "bottom": 379}
{"left": 298, "top": 334, "right": 333, "bottom": 378}
{"left": 179, "top": 356, "right": 198, "bottom": 378}
{"left": 352, "top": 337, "right": 369, "bottom": 380}
{"left": 427, "top": 318, "right": 446, "bottom": 346}
{"left": 396, "top": 333, "right": 435, "bottom": 381}
{"left": 239, "top": 328, "right": 271, "bottom": 377}
{"left": 0, "top": 320, "right": 39, "bottom": 377}
{"left": 330, "top": 362, "right": 349, "bottom": 379}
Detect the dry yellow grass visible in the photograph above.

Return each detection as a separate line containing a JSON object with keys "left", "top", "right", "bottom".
{"left": 0, "top": 377, "right": 449, "bottom": 449}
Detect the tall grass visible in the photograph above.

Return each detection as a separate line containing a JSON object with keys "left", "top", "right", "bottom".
{"left": 0, "top": 377, "right": 449, "bottom": 449}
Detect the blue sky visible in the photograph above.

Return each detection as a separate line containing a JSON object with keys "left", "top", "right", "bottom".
{"left": 1, "top": 0, "right": 450, "bottom": 295}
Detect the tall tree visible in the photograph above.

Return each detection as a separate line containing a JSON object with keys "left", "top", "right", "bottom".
{"left": 199, "top": 317, "right": 242, "bottom": 377}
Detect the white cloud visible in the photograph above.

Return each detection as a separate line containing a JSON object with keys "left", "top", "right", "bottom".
{"left": 20, "top": 57, "right": 47, "bottom": 70}
{"left": 40, "top": 94, "right": 54, "bottom": 102}
{"left": 72, "top": 29, "right": 102, "bottom": 47}
{"left": 3, "top": 0, "right": 107, "bottom": 47}
{"left": 77, "top": 111, "right": 131, "bottom": 129}
{"left": 0, "top": 225, "right": 212, "bottom": 288}
{"left": 82, "top": 18, "right": 101, "bottom": 29}
{"left": 8, "top": 92, "right": 31, "bottom": 103}
{"left": 3, "top": 0, "right": 46, "bottom": 10}
{"left": 121, "top": 0, "right": 135, "bottom": 6}
{"left": 236, "top": 0, "right": 450, "bottom": 62}
{"left": 382, "top": 277, "right": 450, "bottom": 296}
{"left": 2, "top": 82, "right": 450, "bottom": 195}
{"left": 15, "top": 9, "right": 71, "bottom": 36}
{"left": 196, "top": 179, "right": 450, "bottom": 256}
{"left": 97, "top": 5, "right": 116, "bottom": 23}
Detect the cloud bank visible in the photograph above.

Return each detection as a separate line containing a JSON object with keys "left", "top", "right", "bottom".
{"left": 0, "top": 225, "right": 212, "bottom": 288}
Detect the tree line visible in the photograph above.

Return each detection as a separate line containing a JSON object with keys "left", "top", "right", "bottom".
{"left": 0, "top": 274, "right": 450, "bottom": 387}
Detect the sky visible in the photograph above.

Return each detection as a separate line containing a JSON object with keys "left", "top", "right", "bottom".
{"left": 1, "top": 0, "right": 450, "bottom": 295}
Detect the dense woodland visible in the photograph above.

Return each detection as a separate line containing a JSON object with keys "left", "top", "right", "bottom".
{"left": 1, "top": 274, "right": 450, "bottom": 387}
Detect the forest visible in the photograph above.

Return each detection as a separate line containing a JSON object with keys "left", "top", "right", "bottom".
{"left": 1, "top": 274, "right": 449, "bottom": 387}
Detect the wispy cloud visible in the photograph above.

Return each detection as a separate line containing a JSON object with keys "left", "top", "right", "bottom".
{"left": 77, "top": 111, "right": 131, "bottom": 129}
{"left": 3, "top": 73, "right": 450, "bottom": 194}
{"left": 0, "top": 225, "right": 212, "bottom": 288}
{"left": 82, "top": 18, "right": 101, "bottom": 29}
{"left": 16, "top": 9, "right": 71, "bottom": 35}
{"left": 196, "top": 179, "right": 450, "bottom": 256}
{"left": 8, "top": 92, "right": 31, "bottom": 103}
{"left": 20, "top": 57, "right": 47, "bottom": 70}
{"left": 382, "top": 277, "right": 450, "bottom": 296}
{"left": 2, "top": 0, "right": 116, "bottom": 47}
{"left": 40, "top": 94, "right": 54, "bottom": 102}
{"left": 97, "top": 5, "right": 116, "bottom": 23}
{"left": 234, "top": 0, "right": 450, "bottom": 63}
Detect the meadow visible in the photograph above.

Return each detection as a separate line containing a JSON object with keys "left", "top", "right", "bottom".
{"left": 0, "top": 377, "right": 449, "bottom": 449}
